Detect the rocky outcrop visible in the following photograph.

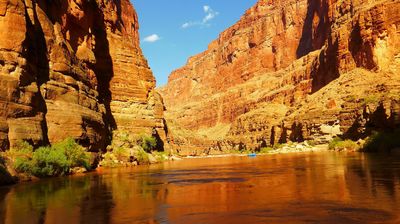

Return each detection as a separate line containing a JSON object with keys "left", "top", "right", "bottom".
{"left": 0, "top": 0, "right": 165, "bottom": 151}
{"left": 160, "top": 0, "right": 400, "bottom": 154}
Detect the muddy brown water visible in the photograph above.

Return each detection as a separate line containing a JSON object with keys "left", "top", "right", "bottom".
{"left": 1, "top": 152, "right": 400, "bottom": 224}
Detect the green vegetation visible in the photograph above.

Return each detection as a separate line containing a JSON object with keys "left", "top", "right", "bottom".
{"left": 259, "top": 147, "right": 274, "bottom": 154}
{"left": 26, "top": 146, "right": 70, "bottom": 177}
{"left": 135, "top": 148, "right": 150, "bottom": 164}
{"left": 305, "top": 140, "right": 317, "bottom": 147}
{"left": 112, "top": 146, "right": 131, "bottom": 162}
{"left": 99, "top": 152, "right": 119, "bottom": 168}
{"left": 362, "top": 129, "right": 400, "bottom": 152}
{"left": 273, "top": 143, "right": 284, "bottom": 150}
{"left": 10, "top": 138, "right": 90, "bottom": 177}
{"left": 139, "top": 135, "right": 157, "bottom": 153}
{"left": 100, "top": 131, "right": 164, "bottom": 167}
{"left": 153, "top": 151, "right": 169, "bottom": 162}
{"left": 328, "top": 137, "right": 359, "bottom": 151}
{"left": 226, "top": 149, "right": 242, "bottom": 154}
{"left": 225, "top": 148, "right": 255, "bottom": 155}
{"left": 362, "top": 95, "right": 380, "bottom": 105}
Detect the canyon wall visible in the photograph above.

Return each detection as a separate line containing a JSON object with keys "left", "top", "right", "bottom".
{"left": 0, "top": 0, "right": 165, "bottom": 151}
{"left": 160, "top": 0, "right": 400, "bottom": 155}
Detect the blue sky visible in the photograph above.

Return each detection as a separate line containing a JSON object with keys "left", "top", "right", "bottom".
{"left": 131, "top": 0, "right": 258, "bottom": 86}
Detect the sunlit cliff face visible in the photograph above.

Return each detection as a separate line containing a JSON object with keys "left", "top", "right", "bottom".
{"left": 160, "top": 0, "right": 400, "bottom": 154}
{"left": 0, "top": 0, "right": 166, "bottom": 151}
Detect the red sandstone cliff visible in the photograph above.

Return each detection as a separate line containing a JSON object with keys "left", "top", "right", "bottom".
{"left": 160, "top": 0, "right": 400, "bottom": 154}
{"left": 0, "top": 0, "right": 165, "bottom": 151}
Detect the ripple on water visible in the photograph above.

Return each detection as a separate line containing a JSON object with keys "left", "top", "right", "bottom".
{"left": 168, "top": 177, "right": 247, "bottom": 185}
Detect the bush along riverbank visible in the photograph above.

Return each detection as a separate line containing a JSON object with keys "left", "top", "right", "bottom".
{"left": 0, "top": 131, "right": 177, "bottom": 185}
{"left": 99, "top": 131, "right": 178, "bottom": 167}
{"left": 327, "top": 128, "right": 400, "bottom": 153}
{"left": 0, "top": 138, "right": 92, "bottom": 183}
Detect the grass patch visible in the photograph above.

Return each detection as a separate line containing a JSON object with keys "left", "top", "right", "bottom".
{"left": 259, "top": 147, "right": 275, "bottom": 154}
{"left": 328, "top": 137, "right": 359, "bottom": 151}
{"left": 226, "top": 149, "right": 241, "bottom": 154}
{"left": 363, "top": 129, "right": 400, "bottom": 152}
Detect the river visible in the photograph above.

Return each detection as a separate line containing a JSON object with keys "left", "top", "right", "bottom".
{"left": 0, "top": 152, "right": 400, "bottom": 223}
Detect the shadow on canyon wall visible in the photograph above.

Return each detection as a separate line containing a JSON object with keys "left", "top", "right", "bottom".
{"left": 23, "top": 0, "right": 50, "bottom": 147}
{"left": 296, "top": 0, "right": 340, "bottom": 93}
{"left": 343, "top": 102, "right": 400, "bottom": 140}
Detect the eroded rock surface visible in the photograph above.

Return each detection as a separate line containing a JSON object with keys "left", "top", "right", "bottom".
{"left": 160, "top": 0, "right": 400, "bottom": 154}
{"left": 0, "top": 0, "right": 165, "bottom": 151}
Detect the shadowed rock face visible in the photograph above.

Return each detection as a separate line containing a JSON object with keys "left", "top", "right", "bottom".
{"left": 0, "top": 0, "right": 165, "bottom": 151}
{"left": 160, "top": 0, "right": 400, "bottom": 154}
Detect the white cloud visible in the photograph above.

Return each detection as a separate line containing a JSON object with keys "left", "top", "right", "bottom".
{"left": 182, "top": 5, "right": 219, "bottom": 29}
{"left": 143, "top": 34, "right": 161, "bottom": 43}
{"left": 181, "top": 22, "right": 192, "bottom": 29}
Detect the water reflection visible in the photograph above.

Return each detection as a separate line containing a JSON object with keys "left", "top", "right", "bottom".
{"left": 0, "top": 152, "right": 399, "bottom": 223}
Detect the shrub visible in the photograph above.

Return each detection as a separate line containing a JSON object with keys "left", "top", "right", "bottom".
{"left": 99, "top": 152, "right": 119, "bottom": 167}
{"left": 363, "top": 129, "right": 400, "bottom": 152}
{"left": 30, "top": 146, "right": 70, "bottom": 177}
{"left": 153, "top": 151, "right": 169, "bottom": 162}
{"left": 135, "top": 149, "right": 150, "bottom": 165}
{"left": 112, "top": 147, "right": 130, "bottom": 162}
{"left": 111, "top": 131, "right": 135, "bottom": 148}
{"left": 13, "top": 140, "right": 34, "bottom": 154}
{"left": 328, "top": 137, "right": 359, "bottom": 151}
{"left": 5, "top": 140, "right": 33, "bottom": 162}
{"left": 328, "top": 137, "right": 342, "bottom": 150}
{"left": 139, "top": 135, "right": 157, "bottom": 153}
{"left": 14, "top": 157, "right": 33, "bottom": 173}
{"left": 54, "top": 138, "right": 90, "bottom": 170}
{"left": 12, "top": 138, "right": 91, "bottom": 177}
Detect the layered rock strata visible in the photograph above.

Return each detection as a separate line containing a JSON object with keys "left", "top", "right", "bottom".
{"left": 0, "top": 0, "right": 165, "bottom": 151}
{"left": 160, "top": 0, "right": 400, "bottom": 154}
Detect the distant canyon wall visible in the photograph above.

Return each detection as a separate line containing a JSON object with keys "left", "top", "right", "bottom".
{"left": 160, "top": 0, "right": 400, "bottom": 154}
{"left": 0, "top": 0, "right": 166, "bottom": 151}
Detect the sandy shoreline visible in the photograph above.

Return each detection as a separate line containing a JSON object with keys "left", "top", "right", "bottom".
{"left": 181, "top": 144, "right": 329, "bottom": 159}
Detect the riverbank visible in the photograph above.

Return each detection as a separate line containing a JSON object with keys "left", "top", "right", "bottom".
{"left": 183, "top": 143, "right": 329, "bottom": 159}
{"left": 0, "top": 142, "right": 330, "bottom": 186}
{"left": 9, "top": 133, "right": 400, "bottom": 186}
